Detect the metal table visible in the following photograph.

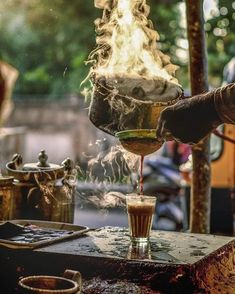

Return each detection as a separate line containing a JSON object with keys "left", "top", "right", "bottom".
{"left": 0, "top": 227, "right": 234, "bottom": 293}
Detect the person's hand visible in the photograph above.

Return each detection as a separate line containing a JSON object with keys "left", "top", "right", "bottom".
{"left": 156, "top": 92, "right": 222, "bottom": 144}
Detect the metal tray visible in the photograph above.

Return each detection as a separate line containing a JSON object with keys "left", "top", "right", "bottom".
{"left": 0, "top": 219, "right": 89, "bottom": 249}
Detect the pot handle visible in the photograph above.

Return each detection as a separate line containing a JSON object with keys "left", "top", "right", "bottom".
{"left": 63, "top": 269, "right": 82, "bottom": 294}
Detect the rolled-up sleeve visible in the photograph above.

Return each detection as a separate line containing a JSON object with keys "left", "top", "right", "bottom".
{"left": 214, "top": 83, "right": 235, "bottom": 124}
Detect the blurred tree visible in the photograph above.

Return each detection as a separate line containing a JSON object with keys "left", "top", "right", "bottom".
{"left": 0, "top": 0, "right": 100, "bottom": 97}
{"left": 205, "top": 0, "right": 235, "bottom": 86}
{"left": 0, "top": 0, "right": 186, "bottom": 97}
{"left": 149, "top": 0, "right": 188, "bottom": 88}
{"left": 0, "top": 0, "right": 234, "bottom": 97}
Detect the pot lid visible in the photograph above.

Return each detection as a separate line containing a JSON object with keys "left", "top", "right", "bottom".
{"left": 6, "top": 150, "right": 66, "bottom": 182}
{"left": 22, "top": 150, "right": 61, "bottom": 171}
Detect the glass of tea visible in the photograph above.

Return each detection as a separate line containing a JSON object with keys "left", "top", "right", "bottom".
{"left": 126, "top": 194, "right": 156, "bottom": 244}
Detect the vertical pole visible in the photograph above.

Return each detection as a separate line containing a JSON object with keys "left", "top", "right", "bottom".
{"left": 185, "top": 0, "right": 211, "bottom": 233}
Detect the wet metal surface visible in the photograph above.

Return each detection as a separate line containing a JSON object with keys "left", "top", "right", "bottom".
{"left": 1, "top": 226, "right": 234, "bottom": 293}
{"left": 38, "top": 226, "right": 234, "bottom": 265}
{"left": 36, "top": 227, "right": 235, "bottom": 293}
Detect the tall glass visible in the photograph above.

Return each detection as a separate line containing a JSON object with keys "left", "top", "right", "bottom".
{"left": 127, "top": 242, "right": 151, "bottom": 260}
{"left": 126, "top": 195, "right": 156, "bottom": 244}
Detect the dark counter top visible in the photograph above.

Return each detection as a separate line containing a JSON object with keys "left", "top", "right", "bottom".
{"left": 0, "top": 227, "right": 234, "bottom": 293}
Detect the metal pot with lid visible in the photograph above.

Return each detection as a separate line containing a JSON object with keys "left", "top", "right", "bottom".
{"left": 6, "top": 150, "right": 76, "bottom": 223}
{"left": 6, "top": 150, "right": 67, "bottom": 182}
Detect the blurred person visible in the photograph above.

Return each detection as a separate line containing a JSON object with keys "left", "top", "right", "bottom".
{"left": 223, "top": 57, "right": 235, "bottom": 85}
{"left": 161, "top": 141, "right": 191, "bottom": 167}
{"left": 0, "top": 61, "right": 18, "bottom": 126}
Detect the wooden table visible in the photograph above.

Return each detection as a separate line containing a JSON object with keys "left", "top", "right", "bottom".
{"left": 0, "top": 227, "right": 234, "bottom": 293}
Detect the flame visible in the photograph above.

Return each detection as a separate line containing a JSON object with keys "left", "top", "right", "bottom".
{"left": 91, "top": 0, "right": 180, "bottom": 85}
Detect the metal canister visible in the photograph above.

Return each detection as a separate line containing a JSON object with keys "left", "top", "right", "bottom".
{"left": 0, "top": 176, "right": 14, "bottom": 220}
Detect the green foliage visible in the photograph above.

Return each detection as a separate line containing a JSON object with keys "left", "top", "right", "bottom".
{"left": 0, "top": 0, "right": 100, "bottom": 97}
{"left": 205, "top": 0, "right": 235, "bottom": 86}
{"left": 23, "top": 66, "right": 50, "bottom": 93}
{"left": 0, "top": 0, "right": 234, "bottom": 96}
{"left": 148, "top": 0, "right": 189, "bottom": 89}
{"left": 0, "top": 0, "right": 187, "bottom": 96}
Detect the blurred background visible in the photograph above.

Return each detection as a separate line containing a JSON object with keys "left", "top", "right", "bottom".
{"left": 0, "top": 0, "right": 234, "bottom": 233}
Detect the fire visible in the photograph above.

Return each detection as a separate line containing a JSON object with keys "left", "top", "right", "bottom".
{"left": 91, "top": 0, "right": 181, "bottom": 87}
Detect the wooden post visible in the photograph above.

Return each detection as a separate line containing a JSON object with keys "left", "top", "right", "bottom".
{"left": 185, "top": 0, "right": 211, "bottom": 233}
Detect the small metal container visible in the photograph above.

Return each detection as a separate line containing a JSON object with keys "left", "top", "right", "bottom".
{"left": 0, "top": 176, "right": 14, "bottom": 220}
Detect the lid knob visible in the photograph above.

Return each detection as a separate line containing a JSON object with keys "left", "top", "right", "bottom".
{"left": 37, "top": 150, "right": 50, "bottom": 168}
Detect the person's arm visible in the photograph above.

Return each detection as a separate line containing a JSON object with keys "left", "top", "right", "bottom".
{"left": 156, "top": 83, "right": 235, "bottom": 144}
{"left": 214, "top": 83, "right": 235, "bottom": 124}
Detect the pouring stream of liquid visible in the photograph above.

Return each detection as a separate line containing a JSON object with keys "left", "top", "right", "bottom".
{"left": 139, "top": 155, "right": 144, "bottom": 195}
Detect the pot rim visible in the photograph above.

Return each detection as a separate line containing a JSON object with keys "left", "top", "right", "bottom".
{"left": 19, "top": 275, "right": 79, "bottom": 293}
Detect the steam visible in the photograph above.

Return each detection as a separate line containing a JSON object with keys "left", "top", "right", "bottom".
{"left": 90, "top": 0, "right": 180, "bottom": 84}
{"left": 87, "top": 144, "right": 138, "bottom": 183}
{"left": 77, "top": 143, "right": 139, "bottom": 209}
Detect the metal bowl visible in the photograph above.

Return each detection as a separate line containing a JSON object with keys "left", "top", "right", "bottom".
{"left": 89, "top": 76, "right": 183, "bottom": 136}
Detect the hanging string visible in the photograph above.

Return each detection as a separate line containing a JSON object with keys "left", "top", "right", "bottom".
{"left": 213, "top": 129, "right": 235, "bottom": 144}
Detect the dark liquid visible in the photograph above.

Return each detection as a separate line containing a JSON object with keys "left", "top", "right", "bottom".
{"left": 139, "top": 155, "right": 144, "bottom": 195}
{"left": 120, "top": 138, "right": 162, "bottom": 156}
{"left": 127, "top": 204, "right": 155, "bottom": 238}
{"left": 20, "top": 277, "right": 74, "bottom": 291}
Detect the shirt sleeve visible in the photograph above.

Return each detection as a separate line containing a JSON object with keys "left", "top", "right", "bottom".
{"left": 214, "top": 83, "right": 235, "bottom": 124}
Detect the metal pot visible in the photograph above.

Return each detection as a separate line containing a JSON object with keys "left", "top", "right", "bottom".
{"left": 89, "top": 76, "right": 182, "bottom": 136}
{"left": 6, "top": 150, "right": 76, "bottom": 223}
